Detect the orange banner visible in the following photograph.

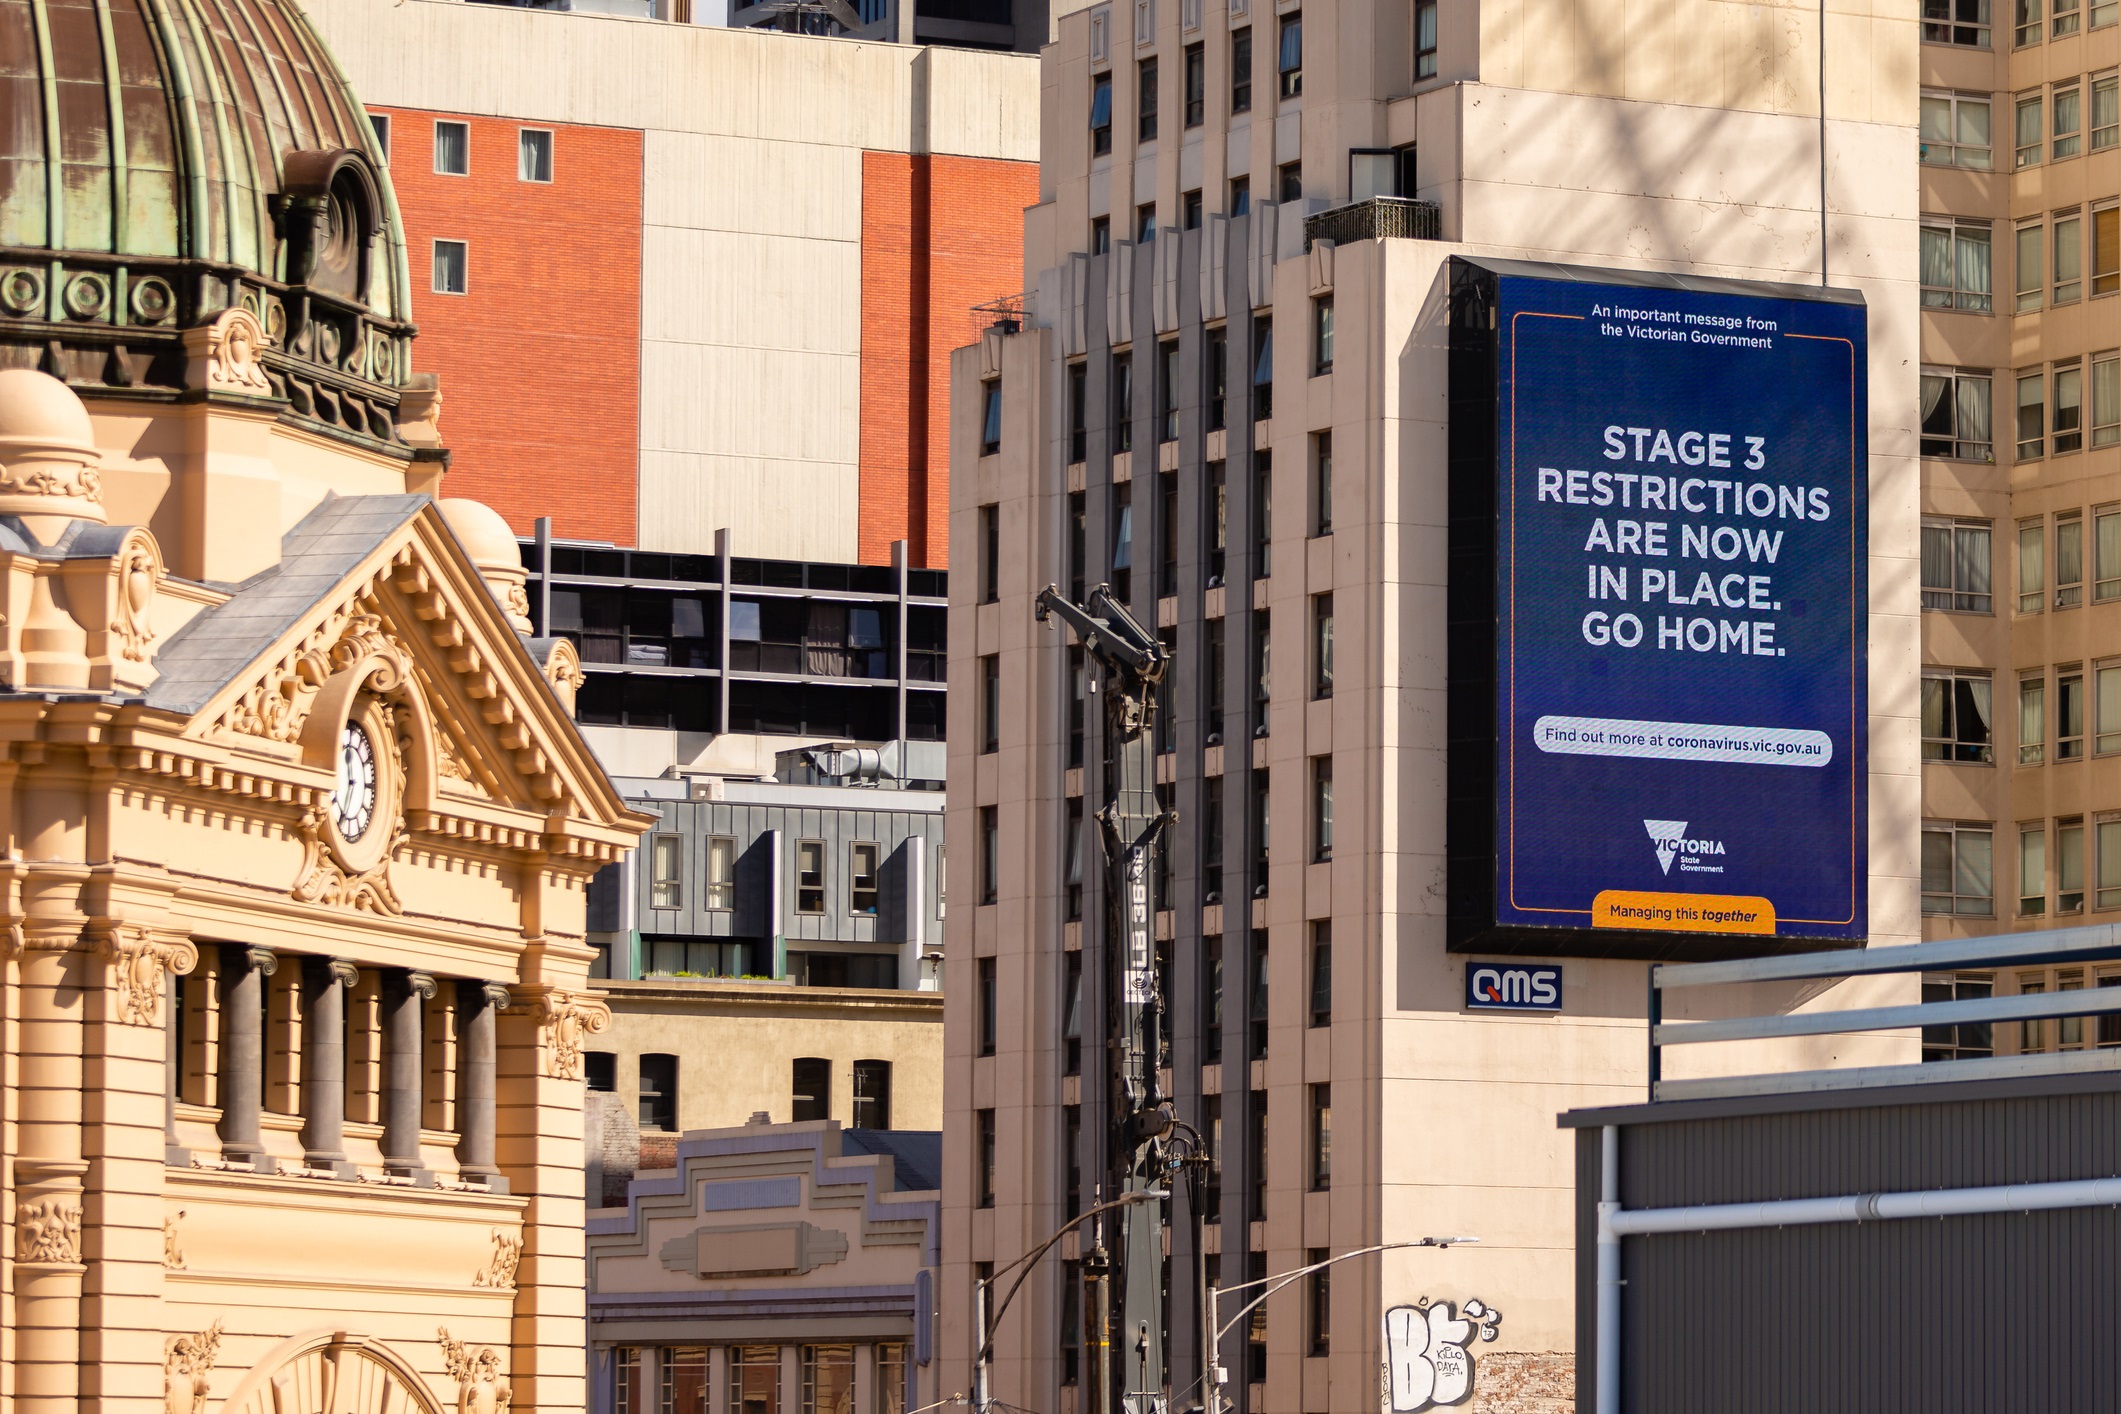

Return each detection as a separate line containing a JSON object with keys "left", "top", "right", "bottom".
{"left": 1592, "top": 891, "right": 1777, "bottom": 935}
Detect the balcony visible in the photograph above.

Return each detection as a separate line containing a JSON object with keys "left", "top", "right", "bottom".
{"left": 1302, "top": 196, "right": 1442, "bottom": 251}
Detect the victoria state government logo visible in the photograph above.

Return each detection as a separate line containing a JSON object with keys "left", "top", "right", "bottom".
{"left": 1644, "top": 819, "right": 1728, "bottom": 876}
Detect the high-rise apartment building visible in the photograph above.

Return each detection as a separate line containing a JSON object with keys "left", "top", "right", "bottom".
{"left": 1915, "top": 4, "right": 2121, "bottom": 1027}
{"left": 946, "top": 0, "right": 1921, "bottom": 1410}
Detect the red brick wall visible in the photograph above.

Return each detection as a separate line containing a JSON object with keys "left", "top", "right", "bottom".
{"left": 860, "top": 151, "right": 1039, "bottom": 568}
{"left": 377, "top": 107, "right": 643, "bottom": 546}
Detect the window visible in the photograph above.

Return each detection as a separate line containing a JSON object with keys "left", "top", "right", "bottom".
{"left": 1139, "top": 57, "right": 1159, "bottom": 141}
{"left": 1312, "top": 592, "right": 1333, "bottom": 697}
{"left": 2021, "top": 974, "right": 2049, "bottom": 1053}
{"left": 1207, "top": 327, "right": 1228, "bottom": 431}
{"left": 1064, "top": 1110, "right": 1083, "bottom": 1220}
{"left": 586, "top": 1052, "right": 616, "bottom": 1092}
{"left": 979, "top": 805, "right": 998, "bottom": 905}
{"left": 798, "top": 840, "right": 825, "bottom": 912}
{"left": 2016, "top": 221, "right": 2044, "bottom": 310}
{"left": 519, "top": 128, "right": 552, "bottom": 182}
{"left": 1183, "top": 189, "right": 1203, "bottom": 229}
{"left": 2020, "top": 518, "right": 2047, "bottom": 613}
{"left": 368, "top": 111, "right": 391, "bottom": 161}
{"left": 980, "top": 654, "right": 1001, "bottom": 753}
{"left": 1920, "top": 369, "right": 1993, "bottom": 460}
{"left": 1924, "top": 0, "right": 1993, "bottom": 45}
{"left": 434, "top": 119, "right": 469, "bottom": 174}
{"left": 850, "top": 842, "right": 880, "bottom": 915}
{"left": 2058, "top": 0, "right": 2082, "bottom": 30}
{"left": 2016, "top": 0, "right": 2041, "bottom": 44}
{"left": 2095, "top": 71, "right": 2119, "bottom": 148}
{"left": 2061, "top": 820, "right": 2087, "bottom": 912}
{"left": 848, "top": 1060, "right": 891, "bottom": 1129}
{"left": 2102, "top": 821, "right": 2121, "bottom": 908}
{"left": 1248, "top": 929, "right": 1269, "bottom": 1057}
{"left": 1092, "top": 216, "right": 1111, "bottom": 253}
{"left": 1092, "top": 74, "right": 1114, "bottom": 154}
{"left": 1203, "top": 935, "right": 1224, "bottom": 1061}
{"left": 1920, "top": 218, "right": 1992, "bottom": 311}
{"left": 979, "top": 503, "right": 1000, "bottom": 603}
{"left": 978, "top": 957, "right": 997, "bottom": 1055}
{"left": 2099, "top": 509, "right": 2121, "bottom": 601}
{"left": 2059, "top": 510, "right": 2085, "bottom": 603}
{"left": 2057, "top": 365, "right": 2085, "bottom": 454}
{"left": 1253, "top": 453, "right": 1273, "bottom": 579}
{"left": 431, "top": 239, "right": 467, "bottom": 295}
{"left": 1278, "top": 161, "right": 1302, "bottom": 202}
{"left": 802, "top": 1347, "right": 854, "bottom": 1414}
{"left": 1308, "top": 1247, "right": 1331, "bottom": 1354}
{"left": 1208, "top": 463, "right": 1229, "bottom": 589}
{"left": 980, "top": 382, "right": 1003, "bottom": 456}
{"left": 1415, "top": 0, "right": 1437, "bottom": 76}
{"left": 1114, "top": 352, "right": 1134, "bottom": 452}
{"left": 1312, "top": 295, "right": 1334, "bottom": 373}
{"left": 976, "top": 1108, "right": 997, "bottom": 1206}
{"left": 1159, "top": 338, "right": 1180, "bottom": 442}
{"left": 2022, "top": 675, "right": 2046, "bottom": 763}
{"left": 1278, "top": 12, "right": 1302, "bottom": 97}
{"left": 1068, "top": 362, "right": 1089, "bottom": 462}
{"left": 1923, "top": 973, "right": 1995, "bottom": 1060}
{"left": 1923, "top": 821, "right": 1995, "bottom": 915}
{"left": 705, "top": 836, "right": 735, "bottom": 911}
{"left": 1309, "top": 919, "right": 1331, "bottom": 1026}
{"left": 730, "top": 1347, "right": 779, "bottom": 1414}
{"left": 639, "top": 1053, "right": 678, "bottom": 1130}
{"left": 1113, "top": 480, "right": 1134, "bottom": 598}
{"left": 1159, "top": 470, "right": 1179, "bottom": 596}
{"left": 1231, "top": 28, "right": 1253, "bottom": 112}
{"left": 1229, "top": 174, "right": 1250, "bottom": 216}
{"left": 1137, "top": 202, "right": 1158, "bottom": 241}
{"left": 2056, "top": 211, "right": 2083, "bottom": 303}
{"left": 1064, "top": 796, "right": 1085, "bottom": 920}
{"left": 1311, "top": 754, "right": 1333, "bottom": 861}
{"left": 663, "top": 1348, "right": 710, "bottom": 1414}
{"left": 1922, "top": 668, "right": 1993, "bottom": 762}
{"left": 650, "top": 835, "right": 681, "bottom": 908}
{"left": 1921, "top": 90, "right": 1992, "bottom": 167}
{"left": 2097, "top": 353, "right": 2121, "bottom": 447}
{"left": 2018, "top": 371, "right": 2046, "bottom": 460}
{"left": 792, "top": 1057, "right": 830, "bottom": 1121}
{"left": 1309, "top": 1084, "right": 1331, "bottom": 1190}
{"left": 2101, "top": 0, "right": 2120, "bottom": 26}
{"left": 2061, "top": 667, "right": 2086, "bottom": 758}
{"left": 2095, "top": 206, "right": 2119, "bottom": 295}
{"left": 1921, "top": 517, "right": 1993, "bottom": 611}
{"left": 1251, "top": 318, "right": 1273, "bottom": 421}
{"left": 1185, "top": 43, "right": 1206, "bottom": 125}
{"left": 2017, "top": 93, "right": 2042, "bottom": 165}
{"left": 2021, "top": 825, "right": 2049, "bottom": 915}
{"left": 2055, "top": 82, "right": 2083, "bottom": 158}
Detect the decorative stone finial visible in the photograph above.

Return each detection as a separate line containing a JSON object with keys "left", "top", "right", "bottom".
{"left": 439, "top": 498, "right": 534, "bottom": 634}
{"left": 0, "top": 368, "right": 105, "bottom": 523}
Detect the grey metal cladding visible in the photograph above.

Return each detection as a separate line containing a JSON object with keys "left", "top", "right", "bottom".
{"left": 1576, "top": 1076, "right": 2121, "bottom": 1413}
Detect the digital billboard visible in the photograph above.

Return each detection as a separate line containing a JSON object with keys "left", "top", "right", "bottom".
{"left": 1446, "top": 260, "right": 1868, "bottom": 959}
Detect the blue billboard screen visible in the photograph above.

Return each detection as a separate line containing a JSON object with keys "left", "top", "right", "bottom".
{"left": 1475, "top": 268, "right": 1867, "bottom": 948}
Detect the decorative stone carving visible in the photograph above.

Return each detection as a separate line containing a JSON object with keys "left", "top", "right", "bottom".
{"left": 113, "top": 530, "right": 162, "bottom": 662}
{"left": 0, "top": 366, "right": 105, "bottom": 521}
{"left": 102, "top": 925, "right": 199, "bottom": 1026}
{"left": 16, "top": 1197, "right": 81, "bottom": 1264}
{"left": 164, "top": 1320, "right": 223, "bottom": 1414}
{"left": 541, "top": 638, "right": 584, "bottom": 718}
{"left": 438, "top": 1329, "right": 512, "bottom": 1414}
{"left": 536, "top": 989, "right": 611, "bottom": 1080}
{"left": 218, "top": 605, "right": 407, "bottom": 744}
{"left": 292, "top": 809, "right": 405, "bottom": 914}
{"left": 183, "top": 308, "right": 274, "bottom": 396}
{"left": 472, "top": 1230, "right": 522, "bottom": 1290}
{"left": 164, "top": 1210, "right": 186, "bottom": 1269}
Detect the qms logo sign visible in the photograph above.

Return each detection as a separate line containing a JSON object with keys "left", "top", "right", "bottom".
{"left": 1465, "top": 964, "right": 1563, "bottom": 1012}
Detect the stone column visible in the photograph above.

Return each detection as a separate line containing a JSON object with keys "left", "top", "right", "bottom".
{"left": 455, "top": 979, "right": 510, "bottom": 1189}
{"left": 216, "top": 943, "right": 275, "bottom": 1171}
{"left": 382, "top": 969, "right": 436, "bottom": 1181}
{"left": 16, "top": 927, "right": 90, "bottom": 1414}
{"left": 165, "top": 967, "right": 186, "bottom": 1164}
{"left": 300, "top": 957, "right": 358, "bottom": 1176}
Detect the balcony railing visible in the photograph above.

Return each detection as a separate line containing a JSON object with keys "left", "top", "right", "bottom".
{"left": 1302, "top": 196, "right": 1442, "bottom": 250}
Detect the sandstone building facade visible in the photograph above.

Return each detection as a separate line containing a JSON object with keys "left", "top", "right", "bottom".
{"left": 0, "top": 2, "right": 648, "bottom": 1412}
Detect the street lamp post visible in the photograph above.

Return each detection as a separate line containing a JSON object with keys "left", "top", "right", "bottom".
{"left": 972, "top": 1189, "right": 1171, "bottom": 1414}
{"left": 1198, "top": 1237, "right": 1481, "bottom": 1414}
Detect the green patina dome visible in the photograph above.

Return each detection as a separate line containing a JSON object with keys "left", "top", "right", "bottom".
{"left": 0, "top": 0, "right": 420, "bottom": 450}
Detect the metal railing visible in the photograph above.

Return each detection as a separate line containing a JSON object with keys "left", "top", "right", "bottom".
{"left": 1647, "top": 920, "right": 2121, "bottom": 1102}
{"left": 1302, "top": 196, "right": 1442, "bottom": 250}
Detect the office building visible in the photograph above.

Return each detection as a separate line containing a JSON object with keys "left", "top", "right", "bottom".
{"left": 945, "top": 0, "right": 1921, "bottom": 1410}
{"left": 303, "top": 0, "right": 1042, "bottom": 565}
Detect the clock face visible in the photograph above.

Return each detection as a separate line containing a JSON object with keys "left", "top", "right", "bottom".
{"left": 331, "top": 721, "right": 378, "bottom": 842}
